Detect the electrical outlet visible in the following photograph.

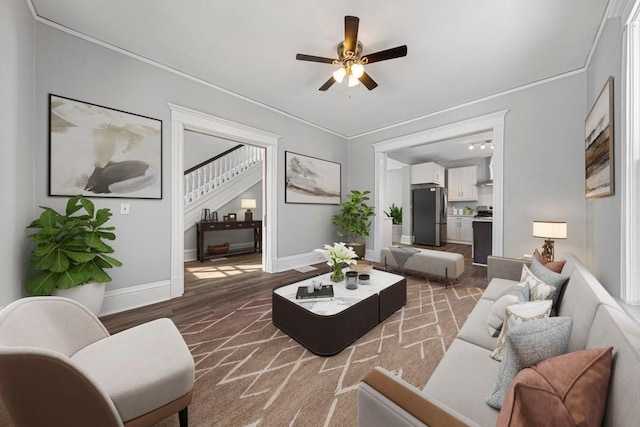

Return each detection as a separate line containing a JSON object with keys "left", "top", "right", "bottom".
{"left": 120, "top": 203, "right": 130, "bottom": 215}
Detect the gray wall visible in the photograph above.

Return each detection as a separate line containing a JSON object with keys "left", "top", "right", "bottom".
{"left": 0, "top": 0, "right": 35, "bottom": 306}
{"left": 348, "top": 73, "right": 587, "bottom": 261}
{"left": 585, "top": 18, "right": 623, "bottom": 297}
{"left": 184, "top": 130, "right": 237, "bottom": 171}
{"left": 33, "top": 22, "right": 345, "bottom": 294}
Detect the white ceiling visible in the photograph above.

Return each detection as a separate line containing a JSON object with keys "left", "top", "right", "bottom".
{"left": 30, "top": 0, "right": 609, "bottom": 139}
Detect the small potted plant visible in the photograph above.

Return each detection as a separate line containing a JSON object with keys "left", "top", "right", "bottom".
{"left": 332, "top": 190, "right": 376, "bottom": 258}
{"left": 384, "top": 203, "right": 403, "bottom": 243}
{"left": 25, "top": 195, "right": 122, "bottom": 315}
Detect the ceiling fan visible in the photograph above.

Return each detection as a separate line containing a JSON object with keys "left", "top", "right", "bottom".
{"left": 296, "top": 15, "right": 408, "bottom": 91}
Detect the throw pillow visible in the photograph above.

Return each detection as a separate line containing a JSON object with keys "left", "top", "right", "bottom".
{"left": 529, "top": 256, "right": 569, "bottom": 316}
{"left": 496, "top": 347, "right": 613, "bottom": 427}
{"left": 487, "top": 283, "right": 528, "bottom": 337}
{"left": 520, "top": 265, "right": 557, "bottom": 302}
{"left": 490, "top": 300, "right": 552, "bottom": 361}
{"left": 533, "top": 248, "right": 566, "bottom": 273}
{"left": 486, "top": 317, "right": 572, "bottom": 409}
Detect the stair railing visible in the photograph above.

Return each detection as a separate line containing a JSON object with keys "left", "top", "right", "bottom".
{"left": 184, "top": 144, "right": 263, "bottom": 206}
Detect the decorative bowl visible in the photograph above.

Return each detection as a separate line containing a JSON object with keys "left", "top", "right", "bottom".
{"left": 350, "top": 260, "right": 373, "bottom": 274}
{"left": 208, "top": 242, "right": 230, "bottom": 255}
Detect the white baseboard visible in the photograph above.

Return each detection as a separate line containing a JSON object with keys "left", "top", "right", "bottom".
{"left": 401, "top": 234, "right": 413, "bottom": 244}
{"left": 100, "top": 280, "right": 171, "bottom": 316}
{"left": 184, "top": 248, "right": 197, "bottom": 262}
{"left": 276, "top": 251, "right": 327, "bottom": 272}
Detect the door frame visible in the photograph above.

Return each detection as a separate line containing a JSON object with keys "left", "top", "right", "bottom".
{"left": 169, "top": 104, "right": 280, "bottom": 298}
{"left": 372, "top": 110, "right": 508, "bottom": 260}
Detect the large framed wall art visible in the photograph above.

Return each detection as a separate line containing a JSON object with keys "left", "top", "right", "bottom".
{"left": 585, "top": 77, "right": 614, "bottom": 199}
{"left": 49, "top": 94, "right": 163, "bottom": 199}
{"left": 285, "top": 151, "right": 341, "bottom": 204}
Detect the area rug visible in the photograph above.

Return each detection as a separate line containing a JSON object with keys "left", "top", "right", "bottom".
{"left": 165, "top": 277, "right": 482, "bottom": 427}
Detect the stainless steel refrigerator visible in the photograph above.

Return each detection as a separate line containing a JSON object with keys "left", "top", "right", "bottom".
{"left": 412, "top": 186, "right": 447, "bottom": 246}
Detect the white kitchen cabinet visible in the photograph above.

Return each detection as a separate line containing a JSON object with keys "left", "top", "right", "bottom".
{"left": 447, "top": 216, "right": 473, "bottom": 244}
{"left": 447, "top": 166, "right": 478, "bottom": 201}
{"left": 411, "top": 162, "right": 445, "bottom": 186}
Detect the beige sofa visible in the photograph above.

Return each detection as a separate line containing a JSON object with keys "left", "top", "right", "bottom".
{"left": 358, "top": 253, "right": 640, "bottom": 426}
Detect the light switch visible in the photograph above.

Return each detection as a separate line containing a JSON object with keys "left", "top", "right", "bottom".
{"left": 120, "top": 203, "right": 130, "bottom": 215}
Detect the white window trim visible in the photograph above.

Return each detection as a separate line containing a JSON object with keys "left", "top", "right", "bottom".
{"left": 621, "top": 2, "right": 640, "bottom": 305}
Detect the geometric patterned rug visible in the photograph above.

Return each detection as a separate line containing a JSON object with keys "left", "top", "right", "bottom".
{"left": 158, "top": 277, "right": 482, "bottom": 426}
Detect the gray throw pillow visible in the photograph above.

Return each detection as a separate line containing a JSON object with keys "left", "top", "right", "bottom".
{"left": 530, "top": 256, "right": 570, "bottom": 315}
{"left": 486, "top": 317, "right": 572, "bottom": 409}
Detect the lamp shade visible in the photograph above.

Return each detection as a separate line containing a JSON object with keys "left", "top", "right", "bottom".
{"left": 333, "top": 67, "right": 346, "bottom": 83}
{"left": 533, "top": 221, "right": 567, "bottom": 239}
{"left": 241, "top": 199, "right": 256, "bottom": 209}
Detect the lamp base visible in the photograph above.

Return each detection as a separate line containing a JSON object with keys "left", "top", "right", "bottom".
{"left": 244, "top": 210, "right": 253, "bottom": 222}
{"left": 541, "top": 239, "right": 555, "bottom": 262}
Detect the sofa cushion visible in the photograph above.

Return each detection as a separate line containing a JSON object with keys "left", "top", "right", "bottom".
{"left": 491, "top": 300, "right": 552, "bottom": 361}
{"left": 486, "top": 317, "right": 572, "bottom": 409}
{"left": 480, "top": 278, "right": 522, "bottom": 302}
{"left": 529, "top": 256, "right": 569, "bottom": 315}
{"left": 586, "top": 305, "right": 640, "bottom": 427}
{"left": 520, "top": 265, "right": 557, "bottom": 302}
{"left": 457, "top": 299, "right": 500, "bottom": 351}
{"left": 423, "top": 338, "right": 500, "bottom": 427}
{"left": 496, "top": 347, "right": 613, "bottom": 427}
{"left": 557, "top": 259, "right": 621, "bottom": 352}
{"left": 533, "top": 249, "right": 566, "bottom": 273}
{"left": 487, "top": 284, "right": 527, "bottom": 337}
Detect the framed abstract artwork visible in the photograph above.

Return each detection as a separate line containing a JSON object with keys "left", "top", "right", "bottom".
{"left": 285, "top": 151, "right": 341, "bottom": 204}
{"left": 585, "top": 77, "right": 614, "bottom": 199}
{"left": 49, "top": 94, "right": 163, "bottom": 199}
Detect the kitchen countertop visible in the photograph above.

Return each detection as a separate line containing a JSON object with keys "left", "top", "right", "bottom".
{"left": 447, "top": 214, "right": 475, "bottom": 218}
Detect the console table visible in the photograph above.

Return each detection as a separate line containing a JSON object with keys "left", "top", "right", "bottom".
{"left": 196, "top": 220, "right": 262, "bottom": 262}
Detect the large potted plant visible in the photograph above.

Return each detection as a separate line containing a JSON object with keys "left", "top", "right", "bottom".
{"left": 332, "top": 190, "right": 376, "bottom": 259}
{"left": 384, "top": 203, "right": 403, "bottom": 243}
{"left": 25, "top": 195, "right": 122, "bottom": 315}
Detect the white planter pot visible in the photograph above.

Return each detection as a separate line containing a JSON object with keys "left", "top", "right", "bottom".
{"left": 52, "top": 282, "right": 105, "bottom": 316}
{"left": 392, "top": 224, "right": 402, "bottom": 243}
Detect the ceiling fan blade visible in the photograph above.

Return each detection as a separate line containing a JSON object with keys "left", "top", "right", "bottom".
{"left": 344, "top": 16, "right": 360, "bottom": 54}
{"left": 319, "top": 76, "right": 337, "bottom": 91}
{"left": 363, "top": 45, "right": 408, "bottom": 64}
{"left": 296, "top": 54, "right": 336, "bottom": 64}
{"left": 358, "top": 72, "right": 378, "bottom": 90}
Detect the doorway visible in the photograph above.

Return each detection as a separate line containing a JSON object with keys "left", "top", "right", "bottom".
{"left": 372, "top": 110, "right": 508, "bottom": 261}
{"left": 169, "top": 104, "right": 280, "bottom": 299}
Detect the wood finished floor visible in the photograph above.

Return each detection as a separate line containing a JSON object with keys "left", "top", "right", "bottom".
{"left": 100, "top": 243, "right": 487, "bottom": 334}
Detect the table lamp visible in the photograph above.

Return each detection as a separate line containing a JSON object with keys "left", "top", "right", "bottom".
{"left": 241, "top": 199, "right": 256, "bottom": 222}
{"left": 533, "top": 221, "right": 567, "bottom": 262}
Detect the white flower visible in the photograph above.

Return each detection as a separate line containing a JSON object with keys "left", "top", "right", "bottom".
{"left": 314, "top": 242, "right": 358, "bottom": 267}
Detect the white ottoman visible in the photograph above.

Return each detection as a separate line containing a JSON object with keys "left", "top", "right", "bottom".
{"left": 381, "top": 246, "right": 465, "bottom": 286}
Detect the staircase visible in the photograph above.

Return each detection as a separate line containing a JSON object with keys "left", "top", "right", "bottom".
{"left": 184, "top": 144, "right": 263, "bottom": 230}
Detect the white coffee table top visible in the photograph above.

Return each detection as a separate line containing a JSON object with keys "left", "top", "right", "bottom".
{"left": 273, "top": 269, "right": 404, "bottom": 316}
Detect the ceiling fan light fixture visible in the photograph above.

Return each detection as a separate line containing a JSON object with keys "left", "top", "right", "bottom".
{"left": 333, "top": 67, "right": 347, "bottom": 83}
{"left": 468, "top": 144, "right": 474, "bottom": 150}
{"left": 348, "top": 74, "right": 360, "bottom": 87}
{"left": 351, "top": 63, "right": 365, "bottom": 78}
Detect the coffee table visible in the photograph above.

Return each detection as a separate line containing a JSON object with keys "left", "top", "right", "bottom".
{"left": 272, "top": 269, "right": 406, "bottom": 356}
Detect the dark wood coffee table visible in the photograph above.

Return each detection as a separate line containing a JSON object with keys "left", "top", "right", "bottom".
{"left": 272, "top": 269, "right": 406, "bottom": 356}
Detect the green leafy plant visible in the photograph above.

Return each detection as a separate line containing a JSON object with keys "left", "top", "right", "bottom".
{"left": 332, "top": 190, "right": 376, "bottom": 243}
{"left": 25, "top": 195, "right": 122, "bottom": 296}
{"left": 384, "top": 203, "right": 403, "bottom": 225}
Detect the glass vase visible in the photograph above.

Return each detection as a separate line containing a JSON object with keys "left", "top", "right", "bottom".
{"left": 330, "top": 263, "right": 344, "bottom": 282}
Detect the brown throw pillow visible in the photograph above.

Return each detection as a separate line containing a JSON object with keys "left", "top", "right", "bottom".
{"left": 497, "top": 347, "right": 613, "bottom": 427}
{"left": 533, "top": 249, "right": 566, "bottom": 274}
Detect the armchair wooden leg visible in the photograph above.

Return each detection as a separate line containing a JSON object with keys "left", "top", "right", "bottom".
{"left": 179, "top": 407, "right": 188, "bottom": 427}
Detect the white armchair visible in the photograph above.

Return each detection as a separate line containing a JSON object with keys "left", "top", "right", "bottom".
{"left": 0, "top": 297, "right": 194, "bottom": 427}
